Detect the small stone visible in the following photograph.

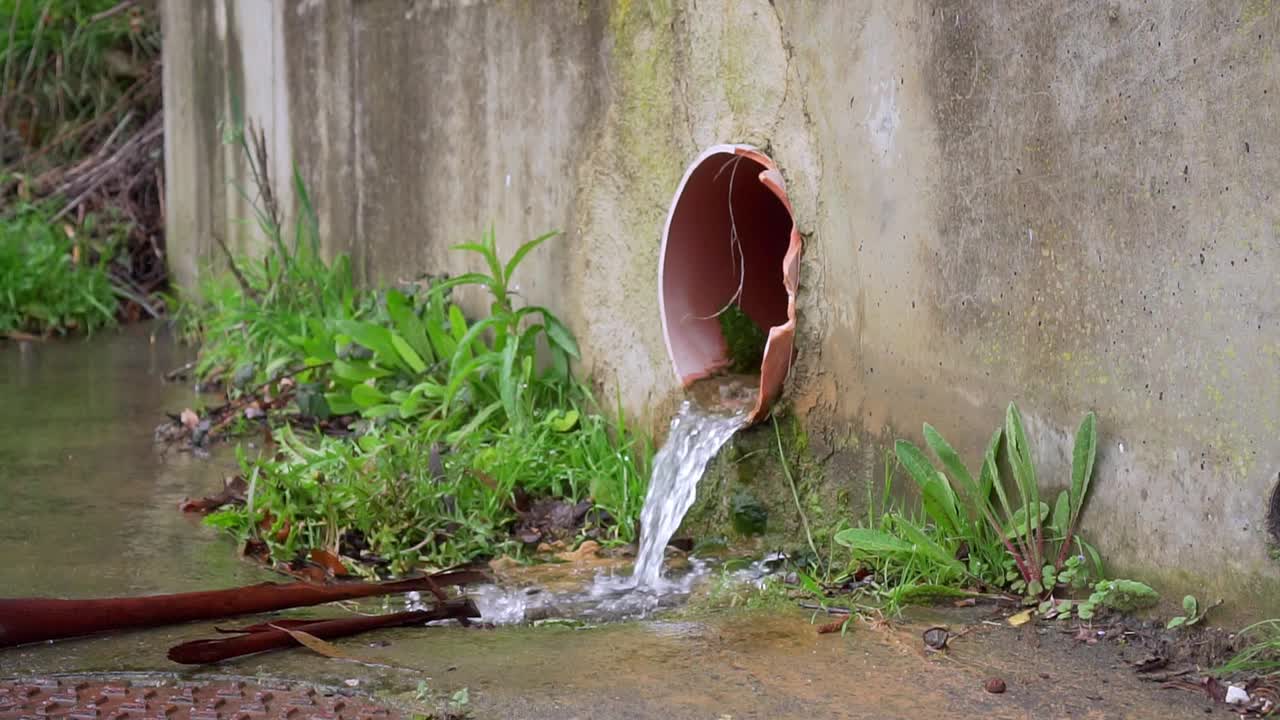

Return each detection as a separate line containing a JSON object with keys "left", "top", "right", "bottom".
{"left": 1225, "top": 685, "right": 1250, "bottom": 705}
{"left": 922, "top": 626, "right": 950, "bottom": 651}
{"left": 984, "top": 678, "right": 1007, "bottom": 694}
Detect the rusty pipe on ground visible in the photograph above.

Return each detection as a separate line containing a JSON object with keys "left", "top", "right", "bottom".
{"left": 0, "top": 570, "right": 486, "bottom": 648}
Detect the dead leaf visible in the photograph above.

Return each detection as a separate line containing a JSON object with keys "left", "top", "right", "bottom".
{"left": 556, "top": 540, "right": 601, "bottom": 562}
{"left": 818, "top": 617, "right": 850, "bottom": 635}
{"left": 268, "top": 624, "right": 385, "bottom": 666}
{"left": 1007, "top": 610, "right": 1033, "bottom": 627}
{"left": 178, "top": 475, "right": 248, "bottom": 513}
{"left": 180, "top": 408, "right": 199, "bottom": 430}
{"left": 488, "top": 556, "right": 520, "bottom": 573}
{"left": 310, "top": 548, "right": 350, "bottom": 577}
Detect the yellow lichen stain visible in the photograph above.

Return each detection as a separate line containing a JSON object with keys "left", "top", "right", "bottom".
{"left": 1242, "top": 0, "right": 1274, "bottom": 26}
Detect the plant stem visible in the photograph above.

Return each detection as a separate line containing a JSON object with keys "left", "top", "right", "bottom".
{"left": 774, "top": 416, "right": 818, "bottom": 564}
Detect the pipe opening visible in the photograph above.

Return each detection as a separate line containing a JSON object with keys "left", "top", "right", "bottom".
{"left": 659, "top": 145, "right": 802, "bottom": 424}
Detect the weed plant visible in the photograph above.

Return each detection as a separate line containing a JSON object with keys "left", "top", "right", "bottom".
{"left": 1219, "top": 620, "right": 1280, "bottom": 677}
{"left": 1, "top": 0, "right": 160, "bottom": 158}
{"left": 185, "top": 133, "right": 651, "bottom": 573}
{"left": 0, "top": 201, "right": 116, "bottom": 335}
{"left": 828, "top": 403, "right": 1157, "bottom": 618}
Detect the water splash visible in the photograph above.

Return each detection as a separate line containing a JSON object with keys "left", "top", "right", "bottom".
{"left": 453, "top": 393, "right": 749, "bottom": 625}
{"left": 631, "top": 400, "right": 746, "bottom": 589}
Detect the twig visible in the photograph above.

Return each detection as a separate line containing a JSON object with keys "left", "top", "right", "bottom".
{"left": 108, "top": 273, "right": 161, "bottom": 318}
{"left": 88, "top": 0, "right": 136, "bottom": 23}
{"left": 212, "top": 232, "right": 257, "bottom": 299}
{"left": 164, "top": 361, "right": 196, "bottom": 381}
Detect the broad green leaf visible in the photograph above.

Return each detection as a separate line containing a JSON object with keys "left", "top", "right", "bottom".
{"left": 362, "top": 403, "right": 401, "bottom": 419}
{"left": 1182, "top": 595, "right": 1198, "bottom": 616}
{"left": 923, "top": 424, "right": 978, "bottom": 498}
{"left": 350, "top": 383, "right": 389, "bottom": 409}
{"left": 398, "top": 393, "right": 423, "bottom": 417}
{"left": 449, "top": 316, "right": 502, "bottom": 376}
{"left": 1005, "top": 402, "right": 1042, "bottom": 562}
{"left": 390, "top": 333, "right": 427, "bottom": 374}
{"left": 424, "top": 272, "right": 492, "bottom": 300}
{"left": 1007, "top": 502, "right": 1050, "bottom": 537}
{"left": 448, "top": 305, "right": 475, "bottom": 361}
{"left": 896, "top": 440, "right": 960, "bottom": 537}
{"left": 386, "top": 289, "right": 433, "bottom": 364}
{"left": 410, "top": 381, "right": 447, "bottom": 400}
{"left": 424, "top": 295, "right": 456, "bottom": 359}
{"left": 895, "top": 584, "right": 972, "bottom": 605}
{"left": 833, "top": 527, "right": 913, "bottom": 554}
{"left": 797, "top": 571, "right": 824, "bottom": 597}
{"left": 1082, "top": 540, "right": 1104, "bottom": 578}
{"left": 323, "top": 392, "right": 359, "bottom": 415}
{"left": 550, "top": 409, "right": 580, "bottom": 432}
{"left": 340, "top": 320, "right": 405, "bottom": 372}
{"left": 543, "top": 312, "right": 580, "bottom": 360}
{"left": 333, "top": 359, "right": 392, "bottom": 383}
{"left": 1052, "top": 490, "right": 1070, "bottom": 536}
{"left": 517, "top": 305, "right": 581, "bottom": 360}
{"left": 1166, "top": 616, "right": 1187, "bottom": 629}
{"left": 442, "top": 353, "right": 500, "bottom": 410}
{"left": 896, "top": 520, "right": 966, "bottom": 575}
{"left": 1070, "top": 411, "right": 1098, "bottom": 522}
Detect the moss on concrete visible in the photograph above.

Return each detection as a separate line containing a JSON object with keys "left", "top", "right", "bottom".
{"left": 682, "top": 410, "right": 860, "bottom": 558}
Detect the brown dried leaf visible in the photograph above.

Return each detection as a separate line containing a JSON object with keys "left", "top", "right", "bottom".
{"left": 267, "top": 624, "right": 390, "bottom": 667}
{"left": 310, "top": 548, "right": 350, "bottom": 577}
{"left": 818, "top": 618, "right": 850, "bottom": 635}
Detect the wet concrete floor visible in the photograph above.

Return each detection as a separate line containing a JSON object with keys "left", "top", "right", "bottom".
{"left": 0, "top": 326, "right": 1219, "bottom": 718}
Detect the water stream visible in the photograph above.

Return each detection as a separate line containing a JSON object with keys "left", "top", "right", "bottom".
{"left": 630, "top": 400, "right": 747, "bottom": 589}
{"left": 467, "top": 395, "right": 749, "bottom": 622}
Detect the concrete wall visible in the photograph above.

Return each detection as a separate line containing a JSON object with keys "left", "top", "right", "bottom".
{"left": 164, "top": 0, "right": 1280, "bottom": 620}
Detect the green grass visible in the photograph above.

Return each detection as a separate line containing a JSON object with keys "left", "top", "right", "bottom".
{"left": 1218, "top": 619, "right": 1280, "bottom": 677}
{"left": 0, "top": 201, "right": 116, "bottom": 335}
{"left": 2, "top": 0, "right": 160, "bottom": 158}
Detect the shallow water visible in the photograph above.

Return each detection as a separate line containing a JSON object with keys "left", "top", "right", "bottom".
{"left": 0, "top": 328, "right": 1215, "bottom": 719}
{"left": 0, "top": 323, "right": 275, "bottom": 598}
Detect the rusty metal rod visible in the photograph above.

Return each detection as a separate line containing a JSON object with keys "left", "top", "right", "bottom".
{"left": 0, "top": 570, "right": 487, "bottom": 648}
{"left": 167, "top": 599, "right": 480, "bottom": 664}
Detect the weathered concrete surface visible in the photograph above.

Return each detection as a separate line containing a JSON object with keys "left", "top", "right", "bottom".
{"left": 163, "top": 0, "right": 1280, "bottom": 620}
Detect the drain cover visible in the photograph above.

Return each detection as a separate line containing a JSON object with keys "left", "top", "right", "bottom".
{"left": 0, "top": 677, "right": 401, "bottom": 720}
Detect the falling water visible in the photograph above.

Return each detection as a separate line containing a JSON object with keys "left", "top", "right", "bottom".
{"left": 463, "top": 391, "right": 752, "bottom": 623}
{"left": 631, "top": 400, "right": 747, "bottom": 589}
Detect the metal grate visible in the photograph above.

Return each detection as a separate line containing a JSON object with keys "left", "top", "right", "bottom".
{"left": 0, "top": 677, "right": 401, "bottom": 720}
